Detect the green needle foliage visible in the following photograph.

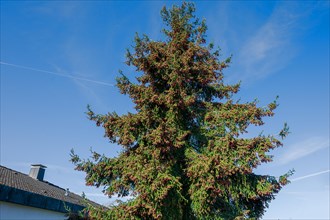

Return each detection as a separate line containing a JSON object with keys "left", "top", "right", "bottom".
{"left": 71, "top": 3, "right": 293, "bottom": 219}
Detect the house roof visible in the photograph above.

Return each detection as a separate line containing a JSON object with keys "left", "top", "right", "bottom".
{"left": 0, "top": 165, "right": 100, "bottom": 214}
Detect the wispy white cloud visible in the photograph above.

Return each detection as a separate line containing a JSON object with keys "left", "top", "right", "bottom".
{"left": 73, "top": 79, "right": 111, "bottom": 112}
{"left": 204, "top": 2, "right": 231, "bottom": 57}
{"left": 46, "top": 164, "right": 74, "bottom": 174}
{"left": 237, "top": 3, "right": 301, "bottom": 82}
{"left": 31, "top": 2, "right": 83, "bottom": 20}
{"left": 234, "top": 2, "right": 330, "bottom": 84}
{"left": 291, "top": 169, "right": 330, "bottom": 182}
{"left": 85, "top": 192, "right": 108, "bottom": 198}
{"left": 148, "top": 2, "right": 166, "bottom": 40}
{"left": 195, "top": 1, "right": 329, "bottom": 85}
{"left": 85, "top": 192, "right": 135, "bottom": 200}
{"left": 0, "top": 61, "right": 117, "bottom": 114}
{"left": 278, "top": 137, "right": 329, "bottom": 165}
{"left": 85, "top": 192, "right": 136, "bottom": 206}
{"left": 0, "top": 61, "right": 114, "bottom": 87}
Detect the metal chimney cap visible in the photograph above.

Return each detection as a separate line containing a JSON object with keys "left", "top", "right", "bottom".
{"left": 31, "top": 164, "right": 47, "bottom": 168}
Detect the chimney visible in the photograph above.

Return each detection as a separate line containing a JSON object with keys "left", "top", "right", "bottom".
{"left": 29, "top": 164, "right": 47, "bottom": 181}
{"left": 65, "top": 188, "right": 69, "bottom": 196}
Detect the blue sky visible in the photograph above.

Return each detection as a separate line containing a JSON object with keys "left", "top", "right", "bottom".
{"left": 1, "top": 1, "right": 329, "bottom": 219}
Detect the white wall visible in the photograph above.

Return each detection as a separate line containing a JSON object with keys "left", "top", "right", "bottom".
{"left": 0, "top": 201, "right": 67, "bottom": 220}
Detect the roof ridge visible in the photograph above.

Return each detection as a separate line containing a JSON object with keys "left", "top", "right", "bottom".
{"left": 0, "top": 165, "right": 66, "bottom": 190}
{"left": 0, "top": 165, "right": 29, "bottom": 177}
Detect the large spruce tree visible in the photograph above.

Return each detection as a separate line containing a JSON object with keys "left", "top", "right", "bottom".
{"left": 71, "top": 3, "right": 292, "bottom": 219}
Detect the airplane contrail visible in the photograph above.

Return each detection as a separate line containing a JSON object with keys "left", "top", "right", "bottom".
{"left": 0, "top": 61, "right": 115, "bottom": 87}
{"left": 291, "top": 169, "right": 329, "bottom": 182}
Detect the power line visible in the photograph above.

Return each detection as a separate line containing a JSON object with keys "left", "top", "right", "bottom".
{"left": 0, "top": 61, "right": 115, "bottom": 87}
